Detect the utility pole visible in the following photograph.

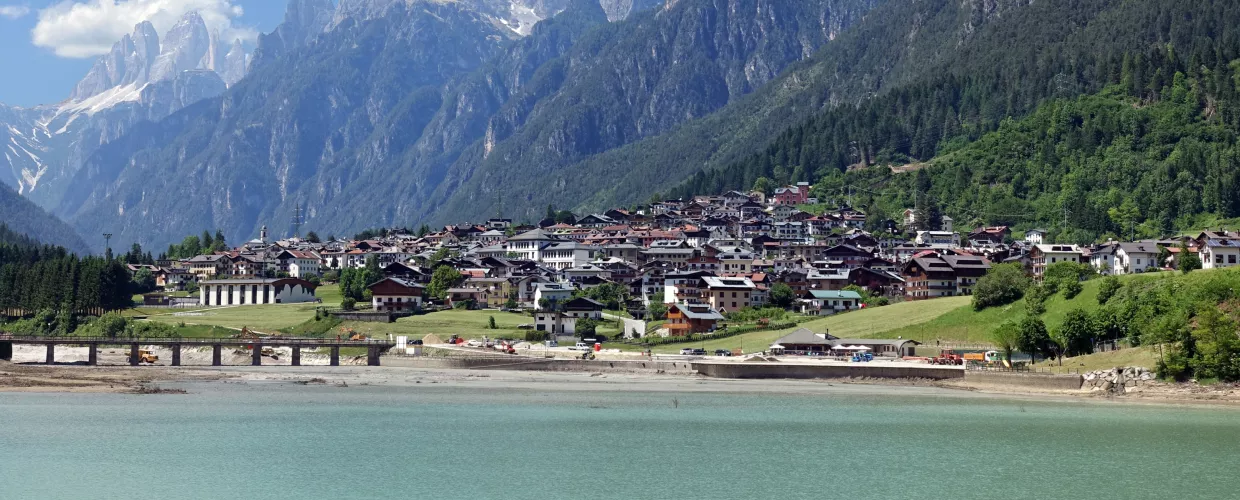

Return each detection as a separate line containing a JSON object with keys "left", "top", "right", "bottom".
{"left": 102, "top": 233, "right": 112, "bottom": 255}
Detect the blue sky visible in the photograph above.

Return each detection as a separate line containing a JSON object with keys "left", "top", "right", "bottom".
{"left": 0, "top": 1, "right": 287, "bottom": 107}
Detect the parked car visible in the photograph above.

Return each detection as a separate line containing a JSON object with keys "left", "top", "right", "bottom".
{"left": 569, "top": 342, "right": 591, "bottom": 351}
{"left": 465, "top": 339, "right": 482, "bottom": 347}
{"left": 691, "top": 348, "right": 706, "bottom": 355}
{"left": 714, "top": 349, "right": 732, "bottom": 357}
{"left": 680, "top": 348, "right": 695, "bottom": 355}
{"left": 680, "top": 348, "right": 706, "bottom": 356}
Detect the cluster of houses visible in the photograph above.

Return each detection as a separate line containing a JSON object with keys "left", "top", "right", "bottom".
{"left": 131, "top": 186, "right": 1240, "bottom": 339}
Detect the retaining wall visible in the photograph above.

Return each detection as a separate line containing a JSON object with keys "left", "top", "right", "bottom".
{"left": 692, "top": 362, "right": 965, "bottom": 380}
{"left": 385, "top": 356, "right": 697, "bottom": 375}
{"left": 963, "top": 371, "right": 1083, "bottom": 390}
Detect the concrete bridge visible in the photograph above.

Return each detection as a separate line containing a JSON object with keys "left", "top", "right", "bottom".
{"left": 0, "top": 335, "right": 395, "bottom": 367}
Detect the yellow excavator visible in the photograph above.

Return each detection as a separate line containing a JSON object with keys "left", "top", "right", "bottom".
{"left": 339, "top": 327, "right": 368, "bottom": 341}
{"left": 127, "top": 349, "right": 159, "bottom": 364}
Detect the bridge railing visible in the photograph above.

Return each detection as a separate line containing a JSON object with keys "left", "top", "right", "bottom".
{"left": 0, "top": 334, "right": 395, "bottom": 346}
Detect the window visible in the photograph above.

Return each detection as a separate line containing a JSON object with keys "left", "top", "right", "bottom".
{"left": 1231, "top": 255, "right": 1237, "bottom": 264}
{"left": 1218, "top": 255, "right": 1224, "bottom": 264}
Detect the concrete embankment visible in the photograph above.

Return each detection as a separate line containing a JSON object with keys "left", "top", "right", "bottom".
{"left": 963, "top": 371, "right": 1084, "bottom": 391}
{"left": 384, "top": 356, "right": 697, "bottom": 375}
{"left": 692, "top": 362, "right": 965, "bottom": 380}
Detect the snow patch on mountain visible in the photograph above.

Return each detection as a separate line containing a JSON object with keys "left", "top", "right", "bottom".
{"left": 58, "top": 83, "right": 149, "bottom": 117}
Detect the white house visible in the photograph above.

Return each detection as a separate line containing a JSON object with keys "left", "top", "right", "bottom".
{"left": 700, "top": 276, "right": 756, "bottom": 313}
{"left": 199, "top": 278, "right": 318, "bottom": 306}
{"left": 1025, "top": 229, "right": 1048, "bottom": 245}
{"left": 801, "top": 290, "right": 862, "bottom": 315}
{"left": 368, "top": 277, "right": 424, "bottom": 312}
{"left": 533, "top": 282, "right": 575, "bottom": 307}
{"left": 1198, "top": 232, "right": 1240, "bottom": 269}
{"left": 274, "top": 250, "right": 321, "bottom": 278}
{"left": 1114, "top": 242, "right": 1160, "bottom": 274}
{"left": 914, "top": 231, "right": 961, "bottom": 249}
{"left": 1030, "top": 244, "right": 1085, "bottom": 280}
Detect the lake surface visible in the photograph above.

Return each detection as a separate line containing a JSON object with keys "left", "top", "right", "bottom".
{"left": 1, "top": 382, "right": 1238, "bottom": 499}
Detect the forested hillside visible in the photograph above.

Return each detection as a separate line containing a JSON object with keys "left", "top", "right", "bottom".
{"left": 668, "top": 0, "right": 1240, "bottom": 243}
{"left": 0, "top": 183, "right": 91, "bottom": 254}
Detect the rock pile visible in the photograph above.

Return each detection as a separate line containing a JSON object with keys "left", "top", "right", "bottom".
{"left": 1083, "top": 366, "right": 1155, "bottom": 394}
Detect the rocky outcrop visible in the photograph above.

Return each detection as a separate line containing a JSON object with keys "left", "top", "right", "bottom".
{"left": 1083, "top": 367, "right": 1157, "bottom": 394}
{"left": 251, "top": 0, "right": 335, "bottom": 68}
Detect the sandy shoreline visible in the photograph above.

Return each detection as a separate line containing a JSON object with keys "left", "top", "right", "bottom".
{"left": 4, "top": 358, "right": 1240, "bottom": 407}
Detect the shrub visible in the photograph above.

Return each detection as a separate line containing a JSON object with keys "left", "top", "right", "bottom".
{"left": 725, "top": 307, "right": 789, "bottom": 323}
{"left": 1096, "top": 276, "right": 1121, "bottom": 304}
{"left": 1062, "top": 280, "right": 1083, "bottom": 299}
{"left": 972, "top": 263, "right": 1031, "bottom": 310}
{"left": 524, "top": 331, "right": 549, "bottom": 342}
{"left": 647, "top": 303, "right": 668, "bottom": 321}
{"left": 768, "top": 283, "right": 796, "bottom": 309}
{"left": 576, "top": 318, "right": 599, "bottom": 338}
{"left": 341, "top": 297, "right": 357, "bottom": 311}
{"left": 1024, "top": 285, "right": 1049, "bottom": 316}
{"left": 81, "top": 313, "right": 129, "bottom": 338}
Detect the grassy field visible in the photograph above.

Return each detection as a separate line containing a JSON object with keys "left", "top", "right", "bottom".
{"left": 619, "top": 297, "right": 971, "bottom": 354}
{"left": 1033, "top": 347, "right": 1161, "bottom": 372}
{"left": 612, "top": 272, "right": 1186, "bottom": 355}
{"left": 332, "top": 309, "right": 532, "bottom": 340}
{"left": 316, "top": 284, "right": 342, "bottom": 306}
{"left": 147, "top": 303, "right": 323, "bottom": 333}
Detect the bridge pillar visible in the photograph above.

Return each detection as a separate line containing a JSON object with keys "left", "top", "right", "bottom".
{"left": 87, "top": 344, "right": 97, "bottom": 366}
{"left": 0, "top": 341, "right": 12, "bottom": 361}
{"left": 367, "top": 346, "right": 380, "bottom": 366}
{"left": 291, "top": 347, "right": 301, "bottom": 366}
{"left": 45, "top": 344, "right": 55, "bottom": 364}
{"left": 252, "top": 345, "right": 262, "bottom": 366}
{"left": 171, "top": 344, "right": 181, "bottom": 367}
{"left": 330, "top": 346, "right": 340, "bottom": 366}
{"left": 212, "top": 345, "right": 222, "bottom": 366}
{"left": 129, "top": 344, "right": 139, "bottom": 366}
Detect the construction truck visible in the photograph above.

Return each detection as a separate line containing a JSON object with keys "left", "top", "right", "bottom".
{"left": 127, "top": 349, "right": 159, "bottom": 364}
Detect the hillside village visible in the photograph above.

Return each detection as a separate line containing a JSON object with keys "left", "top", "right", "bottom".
{"left": 130, "top": 182, "right": 1240, "bottom": 340}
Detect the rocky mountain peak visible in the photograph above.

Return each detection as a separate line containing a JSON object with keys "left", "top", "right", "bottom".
{"left": 251, "top": 0, "right": 335, "bottom": 68}
{"left": 148, "top": 11, "right": 213, "bottom": 82}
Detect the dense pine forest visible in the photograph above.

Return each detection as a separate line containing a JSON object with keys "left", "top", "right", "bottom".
{"left": 0, "top": 235, "right": 132, "bottom": 321}
{"left": 669, "top": 0, "right": 1240, "bottom": 243}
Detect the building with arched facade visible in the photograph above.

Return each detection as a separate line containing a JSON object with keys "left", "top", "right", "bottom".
{"left": 199, "top": 278, "right": 318, "bottom": 306}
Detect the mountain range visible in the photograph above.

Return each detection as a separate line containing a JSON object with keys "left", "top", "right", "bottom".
{"left": 0, "top": 11, "right": 249, "bottom": 214}
{"left": 3, "top": 0, "right": 1240, "bottom": 251}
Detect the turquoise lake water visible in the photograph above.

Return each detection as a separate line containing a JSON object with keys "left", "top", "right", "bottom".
{"left": 2, "top": 382, "right": 1238, "bottom": 499}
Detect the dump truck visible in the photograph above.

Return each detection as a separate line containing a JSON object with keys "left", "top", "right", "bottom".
{"left": 127, "top": 349, "right": 159, "bottom": 364}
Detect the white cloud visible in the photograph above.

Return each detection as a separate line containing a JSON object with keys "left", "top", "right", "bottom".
{"left": 31, "top": 0, "right": 257, "bottom": 58}
{"left": 0, "top": 5, "right": 31, "bottom": 19}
